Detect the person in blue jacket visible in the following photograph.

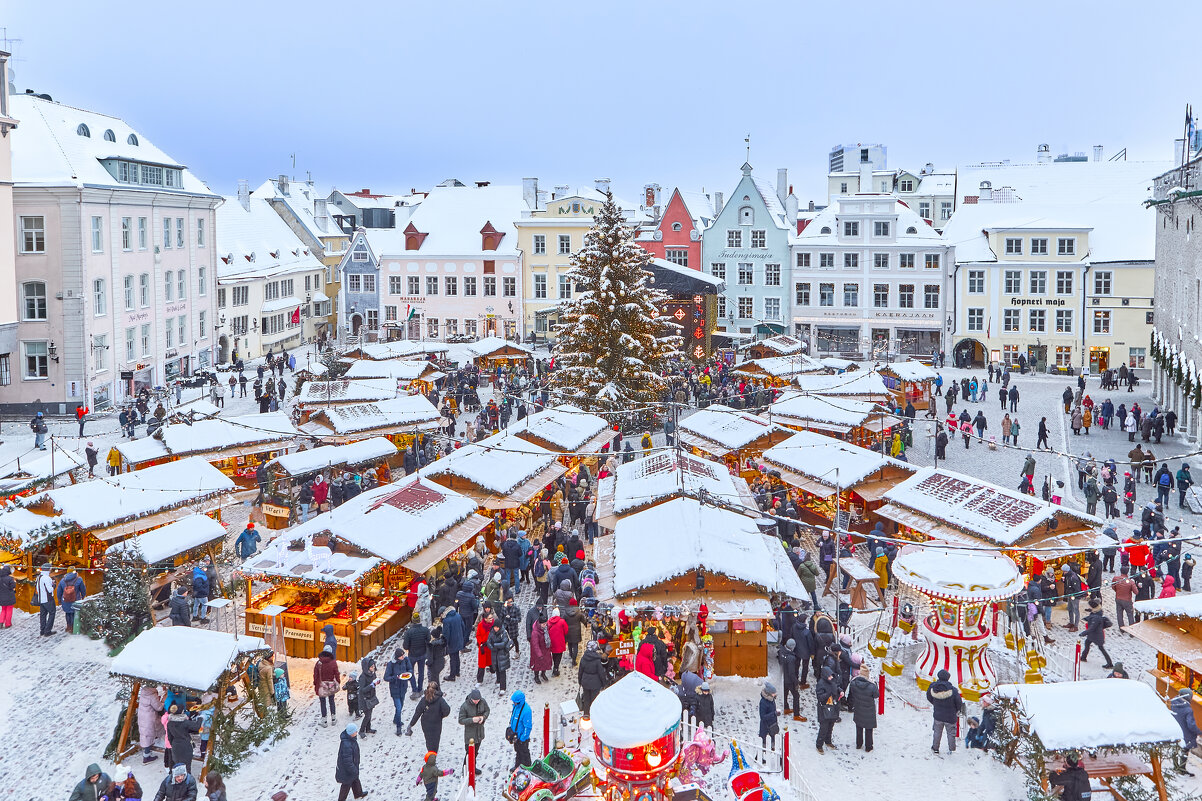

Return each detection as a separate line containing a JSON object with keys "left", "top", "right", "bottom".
{"left": 383, "top": 648, "right": 414, "bottom": 736}
{"left": 191, "top": 565, "right": 210, "bottom": 623}
{"left": 235, "top": 522, "right": 261, "bottom": 559}
{"left": 1172, "top": 687, "right": 1201, "bottom": 775}
{"left": 442, "top": 607, "right": 466, "bottom": 682}
{"left": 509, "top": 690, "right": 532, "bottom": 771}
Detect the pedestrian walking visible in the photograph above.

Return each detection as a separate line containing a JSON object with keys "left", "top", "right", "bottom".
{"left": 335, "top": 723, "right": 369, "bottom": 801}
{"left": 406, "top": 681, "right": 451, "bottom": 753}
{"left": 508, "top": 691, "right": 533, "bottom": 770}
{"left": 1079, "top": 599, "right": 1114, "bottom": 668}
{"left": 926, "top": 669, "right": 964, "bottom": 753}
{"left": 458, "top": 688, "right": 490, "bottom": 772}
{"left": 848, "top": 664, "right": 879, "bottom": 752}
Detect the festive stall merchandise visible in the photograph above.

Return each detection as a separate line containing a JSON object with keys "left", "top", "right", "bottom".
{"left": 1128, "top": 592, "right": 1202, "bottom": 720}
{"left": 0, "top": 457, "right": 235, "bottom": 610}
{"left": 765, "top": 393, "right": 900, "bottom": 448}
{"left": 891, "top": 544, "right": 1024, "bottom": 693}
{"left": 731, "top": 355, "right": 824, "bottom": 387}
{"left": 594, "top": 450, "right": 756, "bottom": 531}
{"left": 295, "top": 378, "right": 404, "bottom": 410}
{"left": 588, "top": 671, "right": 683, "bottom": 801}
{"left": 341, "top": 358, "right": 446, "bottom": 395}
{"left": 105, "top": 513, "right": 227, "bottom": 620}
{"left": 508, "top": 403, "right": 611, "bottom": 470}
{"left": 265, "top": 437, "right": 399, "bottom": 527}
{"left": 676, "top": 405, "right": 791, "bottom": 471}
{"left": 743, "top": 334, "right": 808, "bottom": 361}
{"left": 0, "top": 448, "right": 85, "bottom": 496}
{"left": 791, "top": 370, "right": 893, "bottom": 404}
{"left": 297, "top": 394, "right": 441, "bottom": 446}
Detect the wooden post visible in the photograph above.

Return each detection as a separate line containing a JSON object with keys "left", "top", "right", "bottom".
{"left": 207, "top": 544, "right": 226, "bottom": 599}
{"left": 115, "top": 681, "right": 141, "bottom": 765}
{"left": 1151, "top": 749, "right": 1169, "bottom": 801}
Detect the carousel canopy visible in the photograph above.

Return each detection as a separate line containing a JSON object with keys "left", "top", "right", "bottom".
{"left": 994, "top": 679, "right": 1181, "bottom": 751}
{"left": 110, "top": 627, "right": 268, "bottom": 692}
{"left": 105, "top": 513, "right": 226, "bottom": 564}
{"left": 589, "top": 671, "right": 682, "bottom": 748}
{"left": 891, "top": 543, "right": 1025, "bottom": 602}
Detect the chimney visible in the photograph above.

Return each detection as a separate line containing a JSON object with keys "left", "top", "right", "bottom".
{"left": 859, "top": 159, "right": 873, "bottom": 193}
{"left": 522, "top": 178, "right": 538, "bottom": 210}
{"left": 1037, "top": 144, "right": 1051, "bottom": 164}
{"left": 807, "top": 200, "right": 816, "bottom": 212}
{"left": 978, "top": 181, "right": 993, "bottom": 203}
{"left": 594, "top": 177, "right": 611, "bottom": 196}
{"left": 714, "top": 192, "right": 724, "bottom": 215}
{"left": 1093, "top": 145, "right": 1104, "bottom": 162}
{"left": 237, "top": 179, "right": 250, "bottom": 211}
{"left": 278, "top": 174, "right": 289, "bottom": 195}
{"left": 785, "top": 185, "right": 799, "bottom": 222}
{"left": 553, "top": 184, "right": 570, "bottom": 200}
{"left": 776, "top": 168, "right": 788, "bottom": 205}
{"left": 313, "top": 198, "right": 329, "bottom": 233}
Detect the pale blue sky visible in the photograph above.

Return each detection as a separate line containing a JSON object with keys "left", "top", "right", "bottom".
{"left": 4, "top": 0, "right": 1196, "bottom": 204}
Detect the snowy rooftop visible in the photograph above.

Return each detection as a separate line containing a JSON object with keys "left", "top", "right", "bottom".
{"left": 215, "top": 190, "right": 324, "bottom": 281}
{"left": 768, "top": 393, "right": 887, "bottom": 429}
{"left": 465, "top": 336, "right": 533, "bottom": 359}
{"left": 243, "top": 540, "right": 381, "bottom": 587}
{"left": 257, "top": 178, "right": 343, "bottom": 244}
{"left": 891, "top": 544, "right": 1025, "bottom": 602}
{"left": 611, "top": 450, "right": 749, "bottom": 516}
{"left": 158, "top": 412, "right": 296, "bottom": 457}
{"left": 111, "top": 627, "right": 268, "bottom": 691}
{"left": 589, "top": 671, "right": 682, "bottom": 749}
{"left": 342, "top": 359, "right": 442, "bottom": 383}
{"left": 268, "top": 438, "right": 397, "bottom": 477}
{"left": 750, "top": 175, "right": 791, "bottom": 230}
{"left": 422, "top": 434, "right": 558, "bottom": 496}
{"left": 678, "top": 404, "right": 784, "bottom": 450}
{"left": 361, "top": 184, "right": 528, "bottom": 256}
{"left": 1134, "top": 592, "right": 1202, "bottom": 620}
{"left": 105, "top": 514, "right": 227, "bottom": 565}
{"left": 352, "top": 340, "right": 449, "bottom": 360}
{"left": 994, "top": 679, "right": 1181, "bottom": 750}
{"left": 675, "top": 188, "right": 718, "bottom": 230}
{"left": 791, "top": 371, "right": 891, "bottom": 397}
{"left": 0, "top": 448, "right": 86, "bottom": 494}
{"left": 296, "top": 378, "right": 402, "bottom": 405}
{"left": 167, "top": 398, "right": 220, "bottom": 422}
{"left": 877, "top": 360, "right": 938, "bottom": 382}
{"left": 301, "top": 395, "right": 441, "bottom": 436}
{"left": 794, "top": 197, "right": 943, "bottom": 246}
{"left": 734, "top": 354, "right": 825, "bottom": 379}
{"left": 754, "top": 334, "right": 808, "bottom": 356}
{"left": 761, "top": 430, "right": 915, "bottom": 489}
{"left": 820, "top": 357, "right": 857, "bottom": 371}
{"left": 507, "top": 404, "right": 609, "bottom": 451}
{"left": 610, "top": 497, "right": 805, "bottom": 598}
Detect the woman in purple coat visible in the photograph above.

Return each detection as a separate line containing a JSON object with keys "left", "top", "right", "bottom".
{"left": 529, "top": 610, "right": 553, "bottom": 684}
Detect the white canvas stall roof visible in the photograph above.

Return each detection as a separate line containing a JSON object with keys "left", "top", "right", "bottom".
{"left": 611, "top": 497, "right": 805, "bottom": 598}
{"left": 0, "top": 448, "right": 86, "bottom": 494}
{"left": 734, "top": 354, "right": 824, "bottom": 378}
{"left": 589, "top": 671, "right": 682, "bottom": 749}
{"left": 296, "top": 378, "right": 402, "bottom": 405}
{"left": 820, "top": 357, "right": 857, "bottom": 371}
{"left": 878, "top": 360, "right": 937, "bottom": 382}
{"left": 466, "top": 336, "right": 533, "bottom": 359}
{"left": 678, "top": 405, "right": 783, "bottom": 451}
{"left": 157, "top": 412, "right": 297, "bottom": 459}
{"left": 1135, "top": 592, "right": 1202, "bottom": 620}
{"left": 994, "top": 679, "right": 1181, "bottom": 750}
{"left": 269, "top": 438, "right": 398, "bottom": 477}
{"left": 792, "top": 371, "right": 891, "bottom": 397}
{"left": 301, "top": 395, "right": 441, "bottom": 436}
{"left": 610, "top": 450, "right": 751, "bottom": 516}
{"left": 506, "top": 404, "right": 609, "bottom": 451}
{"left": 286, "top": 476, "right": 484, "bottom": 563}
{"left": 761, "top": 430, "right": 915, "bottom": 489}
{"left": 421, "top": 434, "right": 558, "bottom": 496}
{"left": 243, "top": 540, "right": 380, "bottom": 586}
{"left": 105, "top": 514, "right": 227, "bottom": 564}
{"left": 891, "top": 544, "right": 1025, "bottom": 602}
{"left": 883, "top": 467, "right": 1101, "bottom": 547}
{"left": 767, "top": 393, "right": 892, "bottom": 432}
{"left": 343, "top": 359, "right": 441, "bottom": 382}
{"left": 110, "top": 627, "right": 268, "bottom": 691}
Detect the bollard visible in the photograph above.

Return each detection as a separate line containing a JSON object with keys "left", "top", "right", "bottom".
{"left": 1074, "top": 641, "right": 1082, "bottom": 681}
{"left": 878, "top": 673, "right": 885, "bottom": 716}
{"left": 783, "top": 729, "right": 790, "bottom": 779}
{"left": 543, "top": 703, "right": 551, "bottom": 757}
{"left": 891, "top": 595, "right": 899, "bottom": 628}
{"left": 468, "top": 740, "right": 476, "bottom": 791}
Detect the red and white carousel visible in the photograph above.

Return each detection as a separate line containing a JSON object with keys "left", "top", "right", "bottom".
{"left": 588, "top": 671, "right": 683, "bottom": 801}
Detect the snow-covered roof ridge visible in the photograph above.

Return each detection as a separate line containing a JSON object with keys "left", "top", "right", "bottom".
{"left": 268, "top": 438, "right": 398, "bottom": 477}
{"left": 792, "top": 370, "right": 891, "bottom": 396}
{"left": 0, "top": 448, "right": 86, "bottom": 494}
{"left": 994, "top": 679, "right": 1181, "bottom": 750}
{"left": 105, "top": 514, "right": 227, "bottom": 565}
{"left": 507, "top": 403, "right": 609, "bottom": 451}
{"left": 768, "top": 393, "right": 886, "bottom": 428}
{"left": 342, "top": 359, "right": 442, "bottom": 382}
{"left": 111, "top": 627, "right": 268, "bottom": 690}
{"left": 755, "top": 334, "right": 807, "bottom": 356}
{"left": 465, "top": 336, "right": 532, "bottom": 358}
{"left": 610, "top": 450, "right": 748, "bottom": 515}
{"left": 678, "top": 404, "right": 783, "bottom": 450}
{"left": 215, "top": 190, "right": 324, "bottom": 280}
{"left": 750, "top": 176, "right": 790, "bottom": 229}
{"left": 157, "top": 411, "right": 297, "bottom": 457}
{"left": 301, "top": 395, "right": 441, "bottom": 436}
{"left": 794, "top": 197, "right": 943, "bottom": 245}
{"left": 761, "top": 430, "right": 915, "bottom": 487}
{"left": 1134, "top": 592, "right": 1202, "bottom": 620}
{"left": 296, "top": 377, "right": 402, "bottom": 405}
{"left": 360, "top": 184, "right": 528, "bottom": 256}
{"left": 421, "top": 433, "right": 558, "bottom": 496}
{"left": 734, "top": 354, "right": 825, "bottom": 379}
{"left": 877, "top": 360, "right": 937, "bottom": 382}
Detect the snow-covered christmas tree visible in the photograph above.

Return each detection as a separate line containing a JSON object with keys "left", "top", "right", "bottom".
{"left": 551, "top": 193, "right": 681, "bottom": 412}
{"left": 88, "top": 542, "right": 154, "bottom": 650}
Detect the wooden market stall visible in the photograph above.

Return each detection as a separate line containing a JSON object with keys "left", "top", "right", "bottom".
{"left": 263, "top": 437, "right": 399, "bottom": 528}
{"left": 1127, "top": 592, "right": 1202, "bottom": 722}
{"left": 465, "top": 336, "right": 533, "bottom": 372}
{"left": 792, "top": 370, "right": 893, "bottom": 404}
{"left": 297, "top": 395, "right": 441, "bottom": 444}
{"left": 595, "top": 497, "right": 806, "bottom": 677}
{"left": 820, "top": 357, "right": 859, "bottom": 373}
{"left": 105, "top": 513, "right": 228, "bottom": 619}
{"left": 996, "top": 679, "right": 1180, "bottom": 801}
{"left": 766, "top": 392, "right": 901, "bottom": 449}
{"left": 0, "top": 447, "right": 85, "bottom": 497}
{"left": 166, "top": 397, "right": 220, "bottom": 424}
{"left": 759, "top": 430, "right": 917, "bottom": 531}
{"left": 676, "top": 404, "right": 791, "bottom": 472}
{"left": 344, "top": 339, "right": 450, "bottom": 364}
{"left": 109, "top": 626, "right": 270, "bottom": 778}
{"left": 743, "top": 333, "right": 808, "bottom": 361}
{"left": 342, "top": 358, "right": 446, "bottom": 395}
{"left": 877, "top": 360, "right": 938, "bottom": 411}
{"left": 508, "top": 403, "right": 612, "bottom": 474}
{"left": 295, "top": 378, "right": 404, "bottom": 412}
{"left": 242, "top": 476, "right": 491, "bottom": 662}
{"left": 114, "top": 411, "right": 297, "bottom": 487}
{"left": 594, "top": 450, "right": 757, "bottom": 531}
{"left": 0, "top": 457, "right": 235, "bottom": 611}
{"left": 731, "top": 354, "right": 824, "bottom": 387}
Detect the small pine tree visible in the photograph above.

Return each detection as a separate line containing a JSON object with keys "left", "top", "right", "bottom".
{"left": 92, "top": 542, "right": 154, "bottom": 650}
{"left": 551, "top": 193, "right": 682, "bottom": 412}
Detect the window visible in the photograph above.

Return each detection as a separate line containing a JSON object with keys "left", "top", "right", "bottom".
{"left": 198, "top": 310, "right": 207, "bottom": 339}
{"left": 389, "top": 276, "right": 402, "bottom": 295}
{"left": 918, "top": 202, "right": 931, "bottom": 219}
{"left": 898, "top": 284, "right": 915, "bottom": 308}
{"left": 968, "top": 270, "right": 985, "bottom": 293}
{"left": 717, "top": 297, "right": 726, "bottom": 318}
{"left": 445, "top": 276, "right": 457, "bottom": 296}
{"left": 671, "top": 222, "right": 683, "bottom": 232}
{"left": 366, "top": 310, "right": 378, "bottom": 331}
{"left": 165, "top": 317, "right": 174, "bottom": 348}
{"left": 939, "top": 202, "right": 952, "bottom": 221}
{"left": 77, "top": 123, "right": 90, "bottom": 137}
{"left": 843, "top": 283, "right": 859, "bottom": 307}
{"left": 87, "top": 216, "right": 103, "bottom": 253}
{"left": 305, "top": 275, "right": 311, "bottom": 292}
{"left": 924, "top": 284, "right": 940, "bottom": 309}
{"left": 796, "top": 253, "right": 810, "bottom": 268}
{"left": 140, "top": 273, "right": 151, "bottom": 307}
{"left": 138, "top": 217, "right": 147, "bottom": 250}
{"left": 231, "top": 286, "right": 248, "bottom": 306}
{"left": 820, "top": 253, "right": 835, "bottom": 268}
{"left": 123, "top": 275, "right": 134, "bottom": 310}
{"left": 873, "top": 253, "right": 888, "bottom": 269}
{"left": 1094, "top": 271, "right": 1112, "bottom": 295}
{"left": 750, "top": 230, "right": 766, "bottom": 248}
{"left": 458, "top": 275, "right": 475, "bottom": 296}
{"left": 1056, "top": 309, "right": 1073, "bottom": 333}
{"left": 710, "top": 263, "right": 726, "bottom": 280}
{"left": 125, "top": 327, "right": 136, "bottom": 361}
{"left": 967, "top": 308, "right": 985, "bottom": 331}
{"left": 198, "top": 266, "right": 207, "bottom": 296}
{"left": 163, "top": 218, "right": 172, "bottom": 249}
{"left": 1147, "top": 311, "right": 1155, "bottom": 325}
{"left": 140, "top": 324, "right": 151, "bottom": 355}
{"left": 217, "top": 288, "right": 226, "bottom": 309}
{"left": 844, "top": 221, "right": 859, "bottom": 237}
{"left": 840, "top": 183, "right": 848, "bottom": 194}
{"left": 176, "top": 218, "right": 184, "bottom": 249}
{"left": 1029, "top": 309, "right": 1046, "bottom": 332}
{"left": 845, "top": 253, "right": 860, "bottom": 269}
{"left": 765, "top": 264, "right": 780, "bottom": 286}
{"left": 1056, "top": 271, "right": 1073, "bottom": 294}
{"left": 764, "top": 298, "right": 780, "bottom": 320}
{"left": 384, "top": 305, "right": 397, "bottom": 322}
{"left": 558, "top": 275, "right": 571, "bottom": 299}
{"left": 425, "top": 276, "right": 438, "bottom": 295}
{"left": 93, "top": 278, "right": 106, "bottom": 316}
{"left": 874, "top": 283, "right": 889, "bottom": 307}
{"left": 408, "top": 276, "right": 420, "bottom": 295}
{"left": 464, "top": 319, "right": 477, "bottom": 337}
{"left": 360, "top": 275, "right": 374, "bottom": 294}
{"left": 1056, "top": 346, "right": 1073, "bottom": 367}
{"left": 1029, "top": 271, "right": 1047, "bottom": 294}
{"left": 483, "top": 276, "right": 496, "bottom": 296}
{"left": 819, "top": 283, "right": 835, "bottom": 306}
{"left": 738, "top": 263, "right": 754, "bottom": 285}
{"left": 351, "top": 247, "right": 368, "bottom": 262}
{"left": 534, "top": 274, "right": 547, "bottom": 299}
{"left": 899, "top": 179, "right": 914, "bottom": 192}
{"left": 1030, "top": 238, "right": 1049, "bottom": 255}
{"left": 93, "top": 334, "right": 107, "bottom": 373}
{"left": 924, "top": 254, "right": 941, "bottom": 270}
{"left": 1004, "top": 270, "right": 1022, "bottom": 294}
{"left": 795, "top": 283, "right": 811, "bottom": 305}
{"left": 177, "top": 270, "right": 186, "bottom": 300}
{"left": 197, "top": 218, "right": 206, "bottom": 247}
{"left": 1004, "top": 238, "right": 1023, "bottom": 255}
{"left": 737, "top": 297, "right": 754, "bottom": 317}
{"left": 22, "top": 282, "right": 47, "bottom": 320}
{"left": 1057, "top": 237, "right": 1076, "bottom": 256}
{"left": 503, "top": 277, "right": 516, "bottom": 297}
{"left": 820, "top": 227, "right": 832, "bottom": 235}
{"left": 23, "top": 342, "right": 48, "bottom": 379}
{"left": 1129, "top": 347, "right": 1146, "bottom": 369}
{"left": 666, "top": 249, "right": 689, "bottom": 266}
{"left": 120, "top": 217, "right": 132, "bottom": 250}
{"left": 898, "top": 253, "right": 915, "bottom": 269}
{"left": 906, "top": 226, "right": 918, "bottom": 234}
{"left": 1003, "top": 345, "right": 1019, "bottom": 365}
{"left": 533, "top": 235, "right": 546, "bottom": 255}
{"left": 1093, "top": 310, "right": 1111, "bottom": 334}
{"left": 557, "top": 234, "right": 571, "bottom": 254}
{"left": 0, "top": 355, "right": 7, "bottom": 386}
{"left": 873, "top": 221, "right": 890, "bottom": 237}
{"left": 727, "top": 230, "right": 742, "bottom": 248}
{"left": 164, "top": 270, "right": 174, "bottom": 301}
{"left": 229, "top": 317, "right": 247, "bottom": 336}
{"left": 739, "top": 207, "right": 754, "bottom": 224}
{"left": 1003, "top": 309, "right": 1021, "bottom": 332}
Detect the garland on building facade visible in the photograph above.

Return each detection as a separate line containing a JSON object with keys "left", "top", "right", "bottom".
{"left": 1151, "top": 328, "right": 1202, "bottom": 408}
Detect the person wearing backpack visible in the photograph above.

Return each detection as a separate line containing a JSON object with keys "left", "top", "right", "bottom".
{"left": 533, "top": 547, "right": 551, "bottom": 606}
{"left": 1156, "top": 464, "right": 1175, "bottom": 506}
{"left": 191, "top": 565, "right": 210, "bottom": 624}
{"left": 1079, "top": 598, "right": 1114, "bottom": 669}
{"left": 55, "top": 570, "right": 86, "bottom": 633}
{"left": 1048, "top": 753, "right": 1091, "bottom": 801}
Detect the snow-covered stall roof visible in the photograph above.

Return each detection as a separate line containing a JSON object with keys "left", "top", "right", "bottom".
{"left": 342, "top": 359, "right": 443, "bottom": 383}
{"left": 0, "top": 448, "right": 86, "bottom": 494}
{"left": 268, "top": 438, "right": 398, "bottom": 477}
{"left": 110, "top": 627, "right": 268, "bottom": 691}
{"left": 611, "top": 497, "right": 805, "bottom": 598}
{"left": 589, "top": 671, "right": 682, "bottom": 749}
{"left": 610, "top": 450, "right": 750, "bottom": 516}
{"left": 754, "top": 334, "right": 807, "bottom": 356}
{"left": 994, "top": 679, "right": 1181, "bottom": 750}
{"left": 820, "top": 357, "right": 857, "bottom": 371}
{"left": 105, "top": 514, "right": 227, "bottom": 564}
{"left": 422, "top": 434, "right": 560, "bottom": 497}
{"left": 1135, "top": 592, "right": 1202, "bottom": 620}
{"left": 761, "top": 430, "right": 916, "bottom": 491}
{"left": 466, "top": 336, "right": 532, "bottom": 359}
{"left": 767, "top": 393, "right": 894, "bottom": 433}
{"left": 734, "top": 354, "right": 824, "bottom": 379}
{"left": 157, "top": 412, "right": 297, "bottom": 458}
{"left": 892, "top": 544, "right": 1025, "bottom": 602}
{"left": 286, "top": 476, "right": 485, "bottom": 564}
{"left": 352, "top": 340, "right": 448, "bottom": 361}
{"left": 114, "top": 436, "right": 170, "bottom": 464}
{"left": 300, "top": 395, "right": 441, "bottom": 436}
{"left": 792, "top": 370, "right": 891, "bottom": 397}
{"left": 877, "top": 360, "right": 937, "bottom": 382}
{"left": 167, "top": 398, "right": 220, "bottom": 422}
{"left": 296, "top": 378, "right": 402, "bottom": 405}
{"left": 507, "top": 404, "right": 609, "bottom": 451}
{"left": 242, "top": 539, "right": 381, "bottom": 586}
{"left": 678, "top": 404, "right": 785, "bottom": 452}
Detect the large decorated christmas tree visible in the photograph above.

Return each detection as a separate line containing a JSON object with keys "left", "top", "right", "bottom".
{"left": 551, "top": 193, "right": 681, "bottom": 412}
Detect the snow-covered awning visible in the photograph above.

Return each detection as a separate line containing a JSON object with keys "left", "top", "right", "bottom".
{"left": 110, "top": 627, "right": 268, "bottom": 691}
{"left": 604, "top": 450, "right": 754, "bottom": 522}
{"left": 760, "top": 430, "right": 916, "bottom": 494}
{"left": 421, "top": 433, "right": 565, "bottom": 503}
{"left": 105, "top": 514, "right": 226, "bottom": 564}
{"left": 268, "top": 438, "right": 398, "bottom": 478}
{"left": 589, "top": 671, "right": 682, "bottom": 749}
{"left": 242, "top": 540, "right": 381, "bottom": 587}
{"left": 994, "top": 679, "right": 1181, "bottom": 750}
{"left": 507, "top": 404, "right": 610, "bottom": 452}
{"left": 296, "top": 377, "right": 402, "bottom": 405}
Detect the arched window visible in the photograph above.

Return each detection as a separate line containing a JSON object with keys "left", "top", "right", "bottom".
{"left": 739, "top": 206, "right": 754, "bottom": 225}
{"left": 820, "top": 226, "right": 831, "bottom": 234}
{"left": 671, "top": 222, "right": 682, "bottom": 232}
{"left": 906, "top": 226, "right": 918, "bottom": 234}
{"left": 127, "top": 134, "right": 139, "bottom": 146}
{"left": 76, "top": 123, "right": 91, "bottom": 137}
{"left": 103, "top": 129, "right": 116, "bottom": 142}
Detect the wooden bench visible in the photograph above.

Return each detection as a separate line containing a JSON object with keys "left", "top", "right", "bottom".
{"left": 838, "top": 558, "right": 881, "bottom": 610}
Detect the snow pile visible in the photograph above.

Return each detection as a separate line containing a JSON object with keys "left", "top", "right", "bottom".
{"left": 296, "top": 378, "right": 401, "bottom": 405}
{"left": 589, "top": 671, "right": 682, "bottom": 748}
{"left": 678, "top": 404, "right": 782, "bottom": 450}
{"left": 611, "top": 497, "right": 805, "bottom": 598}
{"left": 422, "top": 433, "right": 557, "bottom": 495}
{"left": 892, "top": 544, "right": 1025, "bottom": 601}
{"left": 110, "top": 627, "right": 268, "bottom": 691}
{"left": 0, "top": 448, "right": 85, "bottom": 494}
{"left": 761, "top": 430, "right": 912, "bottom": 488}
{"left": 158, "top": 411, "right": 297, "bottom": 457}
{"left": 792, "top": 371, "right": 891, "bottom": 397}
{"left": 105, "top": 514, "right": 227, "bottom": 564}
{"left": 994, "top": 679, "right": 1181, "bottom": 750}
{"left": 303, "top": 395, "right": 441, "bottom": 435}
{"left": 343, "top": 359, "right": 442, "bottom": 383}
{"left": 611, "top": 450, "right": 749, "bottom": 515}
{"left": 1135, "top": 592, "right": 1202, "bottom": 620}
{"left": 269, "top": 438, "right": 397, "bottom": 477}
{"left": 508, "top": 403, "right": 609, "bottom": 451}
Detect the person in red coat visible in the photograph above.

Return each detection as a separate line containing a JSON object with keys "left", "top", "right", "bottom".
{"left": 1126, "top": 535, "right": 1152, "bottom": 571}
{"left": 313, "top": 647, "right": 342, "bottom": 726}
{"left": 635, "top": 642, "right": 657, "bottom": 679}
{"left": 547, "top": 609, "right": 569, "bottom": 677}
{"left": 312, "top": 475, "right": 330, "bottom": 512}
{"left": 475, "top": 609, "right": 494, "bottom": 684}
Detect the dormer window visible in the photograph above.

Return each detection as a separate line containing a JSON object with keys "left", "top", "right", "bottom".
{"left": 77, "top": 124, "right": 91, "bottom": 137}
{"left": 103, "top": 129, "right": 116, "bottom": 142}
{"left": 480, "top": 221, "right": 505, "bottom": 251}
{"left": 906, "top": 226, "right": 918, "bottom": 234}
{"left": 739, "top": 206, "right": 754, "bottom": 225}
{"left": 672, "top": 222, "right": 682, "bottom": 232}
{"left": 403, "top": 222, "right": 428, "bottom": 251}
{"left": 127, "top": 134, "right": 139, "bottom": 146}
{"left": 820, "top": 226, "right": 831, "bottom": 234}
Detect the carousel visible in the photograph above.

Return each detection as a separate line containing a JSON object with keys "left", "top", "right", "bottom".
{"left": 588, "top": 672, "right": 683, "bottom": 801}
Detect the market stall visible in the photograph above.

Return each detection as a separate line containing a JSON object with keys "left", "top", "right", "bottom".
{"left": 508, "top": 403, "right": 612, "bottom": 472}
{"left": 465, "top": 336, "right": 533, "bottom": 372}
{"left": 0, "top": 457, "right": 235, "bottom": 611}
{"left": 791, "top": 370, "right": 892, "bottom": 404}
{"left": 731, "top": 354, "right": 824, "bottom": 387}
{"left": 676, "top": 404, "right": 790, "bottom": 472}
{"left": 595, "top": 497, "right": 805, "bottom": 677}
{"left": 877, "top": 360, "right": 938, "bottom": 411}
{"left": 1127, "top": 592, "right": 1202, "bottom": 722}
{"left": 344, "top": 340, "right": 449, "bottom": 364}
{"left": 295, "top": 377, "right": 404, "bottom": 411}
{"left": 342, "top": 358, "right": 446, "bottom": 394}
{"left": 766, "top": 392, "right": 900, "bottom": 449}
{"left": 105, "top": 513, "right": 228, "bottom": 620}
{"left": 743, "top": 333, "right": 808, "bottom": 361}
{"left": 298, "top": 395, "right": 441, "bottom": 445}
{"left": 0, "top": 447, "right": 85, "bottom": 496}
{"left": 263, "top": 438, "right": 399, "bottom": 527}
{"left": 594, "top": 450, "right": 756, "bottom": 531}
{"left": 820, "top": 357, "right": 859, "bottom": 373}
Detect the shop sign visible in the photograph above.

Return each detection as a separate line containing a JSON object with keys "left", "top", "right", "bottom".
{"left": 247, "top": 622, "right": 314, "bottom": 640}
{"left": 612, "top": 641, "right": 636, "bottom": 658}
{"left": 1009, "top": 297, "right": 1067, "bottom": 307}
{"left": 263, "top": 503, "right": 290, "bottom": 518}
{"left": 715, "top": 250, "right": 772, "bottom": 260}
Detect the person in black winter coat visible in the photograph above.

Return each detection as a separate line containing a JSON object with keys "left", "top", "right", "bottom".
{"left": 810, "top": 614, "right": 836, "bottom": 678}
{"left": 428, "top": 620, "right": 447, "bottom": 686}
{"left": 442, "top": 608, "right": 466, "bottom": 681}
{"left": 967, "top": 698, "right": 999, "bottom": 750}
{"left": 1049, "top": 755, "right": 1091, "bottom": 801}
{"left": 487, "top": 621, "right": 512, "bottom": 691}
{"left": 169, "top": 586, "right": 191, "bottom": 627}
{"left": 456, "top": 584, "right": 479, "bottom": 632}
{"left": 335, "top": 724, "right": 367, "bottom": 801}
{"left": 0, "top": 565, "right": 16, "bottom": 627}
{"left": 403, "top": 620, "right": 431, "bottom": 699}
{"left": 407, "top": 681, "right": 451, "bottom": 752}
{"left": 791, "top": 615, "right": 813, "bottom": 687}
{"left": 758, "top": 683, "right": 779, "bottom": 751}
{"left": 847, "top": 665, "right": 879, "bottom": 751}
{"left": 693, "top": 682, "right": 716, "bottom": 729}
{"left": 925, "top": 669, "right": 964, "bottom": 753}
{"left": 815, "top": 667, "right": 840, "bottom": 753}
{"left": 778, "top": 639, "right": 800, "bottom": 718}
{"left": 500, "top": 597, "right": 522, "bottom": 657}
{"left": 1080, "top": 600, "right": 1114, "bottom": 668}
{"left": 577, "top": 641, "right": 605, "bottom": 715}
{"left": 1172, "top": 687, "right": 1202, "bottom": 773}
{"left": 165, "top": 706, "right": 202, "bottom": 774}
{"left": 358, "top": 657, "right": 380, "bottom": 735}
